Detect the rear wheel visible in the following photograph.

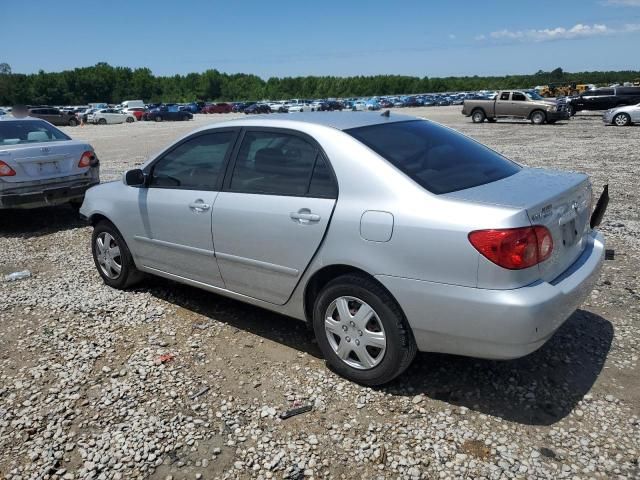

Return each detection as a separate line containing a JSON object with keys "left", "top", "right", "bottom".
{"left": 530, "top": 110, "right": 546, "bottom": 125}
{"left": 126, "top": 116, "right": 134, "bottom": 123}
{"left": 68, "top": 118, "right": 78, "bottom": 126}
{"left": 91, "top": 221, "right": 143, "bottom": 289}
{"left": 155, "top": 115, "right": 162, "bottom": 122}
{"left": 613, "top": 113, "right": 631, "bottom": 126}
{"left": 183, "top": 115, "right": 190, "bottom": 121}
{"left": 98, "top": 118, "right": 107, "bottom": 125}
{"left": 313, "top": 274, "right": 417, "bottom": 386}
{"left": 471, "top": 109, "right": 486, "bottom": 123}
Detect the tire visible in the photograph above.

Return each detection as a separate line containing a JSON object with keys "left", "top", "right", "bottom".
{"left": 98, "top": 118, "right": 107, "bottom": 125}
{"left": 126, "top": 116, "right": 134, "bottom": 123}
{"left": 312, "top": 274, "right": 417, "bottom": 386}
{"left": 155, "top": 116, "right": 162, "bottom": 122}
{"left": 183, "top": 115, "right": 190, "bottom": 121}
{"left": 471, "top": 109, "right": 486, "bottom": 123}
{"left": 568, "top": 105, "right": 576, "bottom": 116}
{"left": 613, "top": 113, "right": 631, "bottom": 127}
{"left": 68, "top": 118, "right": 78, "bottom": 127}
{"left": 91, "top": 220, "right": 143, "bottom": 289}
{"left": 530, "top": 110, "right": 546, "bottom": 125}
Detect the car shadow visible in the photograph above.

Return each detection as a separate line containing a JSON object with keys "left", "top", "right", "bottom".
{"left": 384, "top": 309, "right": 613, "bottom": 426}
{"left": 145, "top": 279, "right": 613, "bottom": 426}
{"left": 476, "top": 121, "right": 569, "bottom": 126}
{"left": 0, "top": 205, "right": 85, "bottom": 238}
{"left": 143, "top": 278, "right": 324, "bottom": 359}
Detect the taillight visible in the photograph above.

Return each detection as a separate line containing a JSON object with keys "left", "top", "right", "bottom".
{"left": 0, "top": 160, "right": 16, "bottom": 176}
{"left": 468, "top": 226, "right": 553, "bottom": 270}
{"left": 78, "top": 151, "right": 95, "bottom": 168}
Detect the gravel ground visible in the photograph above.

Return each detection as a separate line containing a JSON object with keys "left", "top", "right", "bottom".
{"left": 1, "top": 107, "right": 639, "bottom": 480}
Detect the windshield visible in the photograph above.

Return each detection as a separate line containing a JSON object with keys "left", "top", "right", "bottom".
{"left": 525, "top": 91, "right": 544, "bottom": 100}
{"left": 0, "top": 120, "right": 70, "bottom": 145}
{"left": 345, "top": 120, "right": 520, "bottom": 194}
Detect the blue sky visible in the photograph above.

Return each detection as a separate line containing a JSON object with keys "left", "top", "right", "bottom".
{"left": 2, "top": 0, "right": 639, "bottom": 78}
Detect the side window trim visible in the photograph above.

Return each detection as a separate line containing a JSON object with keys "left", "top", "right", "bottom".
{"left": 144, "top": 128, "right": 240, "bottom": 192}
{"left": 307, "top": 152, "right": 339, "bottom": 199}
{"left": 221, "top": 127, "right": 338, "bottom": 198}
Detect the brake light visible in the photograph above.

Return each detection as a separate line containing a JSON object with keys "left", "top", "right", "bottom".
{"left": 0, "top": 160, "right": 16, "bottom": 176}
{"left": 78, "top": 151, "right": 95, "bottom": 168}
{"left": 468, "top": 226, "right": 553, "bottom": 270}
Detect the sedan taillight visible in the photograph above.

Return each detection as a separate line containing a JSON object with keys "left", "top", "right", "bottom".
{"left": 78, "top": 151, "right": 96, "bottom": 168}
{"left": 468, "top": 226, "right": 553, "bottom": 270}
{"left": 0, "top": 160, "right": 16, "bottom": 176}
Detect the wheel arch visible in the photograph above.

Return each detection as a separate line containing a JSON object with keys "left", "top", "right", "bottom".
{"left": 302, "top": 264, "right": 405, "bottom": 327}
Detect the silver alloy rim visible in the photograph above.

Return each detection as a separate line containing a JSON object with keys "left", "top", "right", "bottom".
{"left": 614, "top": 114, "right": 627, "bottom": 126}
{"left": 473, "top": 112, "right": 482, "bottom": 122}
{"left": 95, "top": 232, "right": 122, "bottom": 279}
{"left": 324, "top": 296, "right": 386, "bottom": 370}
{"left": 533, "top": 113, "right": 543, "bottom": 124}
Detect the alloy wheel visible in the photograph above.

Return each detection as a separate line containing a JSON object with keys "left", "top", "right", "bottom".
{"left": 614, "top": 114, "right": 629, "bottom": 126}
{"left": 324, "top": 296, "right": 387, "bottom": 370}
{"left": 95, "top": 232, "right": 122, "bottom": 280}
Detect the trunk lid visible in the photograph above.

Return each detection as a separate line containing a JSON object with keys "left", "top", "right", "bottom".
{"left": 445, "top": 168, "right": 592, "bottom": 282}
{"left": 0, "top": 140, "right": 92, "bottom": 183}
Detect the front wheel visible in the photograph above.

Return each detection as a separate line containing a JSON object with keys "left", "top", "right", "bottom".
{"left": 530, "top": 110, "right": 546, "bottom": 125}
{"left": 68, "top": 118, "right": 78, "bottom": 126}
{"left": 91, "top": 221, "right": 143, "bottom": 289}
{"left": 98, "top": 118, "right": 107, "bottom": 125}
{"left": 313, "top": 274, "right": 417, "bottom": 386}
{"left": 126, "top": 116, "right": 134, "bottom": 123}
{"left": 613, "top": 113, "right": 631, "bottom": 126}
{"left": 155, "top": 116, "right": 162, "bottom": 122}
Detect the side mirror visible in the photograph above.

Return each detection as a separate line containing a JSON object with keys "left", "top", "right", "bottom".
{"left": 124, "top": 169, "right": 146, "bottom": 187}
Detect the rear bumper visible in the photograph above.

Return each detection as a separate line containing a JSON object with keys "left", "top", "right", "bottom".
{"left": 376, "top": 231, "right": 604, "bottom": 360}
{"left": 0, "top": 178, "right": 99, "bottom": 209}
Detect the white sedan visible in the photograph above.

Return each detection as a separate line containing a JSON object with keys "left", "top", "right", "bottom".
{"left": 89, "top": 109, "right": 136, "bottom": 125}
{"left": 602, "top": 103, "right": 640, "bottom": 126}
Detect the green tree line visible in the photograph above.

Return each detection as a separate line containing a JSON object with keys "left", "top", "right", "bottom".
{"left": 0, "top": 63, "right": 638, "bottom": 105}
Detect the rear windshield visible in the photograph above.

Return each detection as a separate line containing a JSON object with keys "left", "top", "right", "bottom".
{"left": 345, "top": 120, "right": 520, "bottom": 194}
{"left": 0, "top": 119, "right": 70, "bottom": 145}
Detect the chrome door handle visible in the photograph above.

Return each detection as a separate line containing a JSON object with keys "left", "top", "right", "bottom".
{"left": 290, "top": 210, "right": 320, "bottom": 223}
{"left": 189, "top": 201, "right": 211, "bottom": 212}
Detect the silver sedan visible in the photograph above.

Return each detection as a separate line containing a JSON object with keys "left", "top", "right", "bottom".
{"left": 80, "top": 112, "right": 606, "bottom": 385}
{"left": 0, "top": 117, "right": 99, "bottom": 209}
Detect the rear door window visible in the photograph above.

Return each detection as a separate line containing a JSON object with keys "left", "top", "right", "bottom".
{"left": 228, "top": 130, "right": 319, "bottom": 196}
{"left": 512, "top": 92, "right": 526, "bottom": 101}
{"left": 346, "top": 120, "right": 520, "bottom": 194}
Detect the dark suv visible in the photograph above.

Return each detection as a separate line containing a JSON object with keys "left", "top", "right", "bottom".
{"left": 566, "top": 87, "right": 640, "bottom": 115}
{"left": 28, "top": 107, "right": 79, "bottom": 126}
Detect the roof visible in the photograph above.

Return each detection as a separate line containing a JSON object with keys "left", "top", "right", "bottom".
{"left": 0, "top": 115, "right": 40, "bottom": 121}
{"left": 233, "top": 111, "right": 417, "bottom": 131}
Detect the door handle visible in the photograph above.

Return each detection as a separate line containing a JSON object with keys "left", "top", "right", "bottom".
{"left": 290, "top": 209, "right": 320, "bottom": 223}
{"left": 189, "top": 200, "right": 211, "bottom": 212}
